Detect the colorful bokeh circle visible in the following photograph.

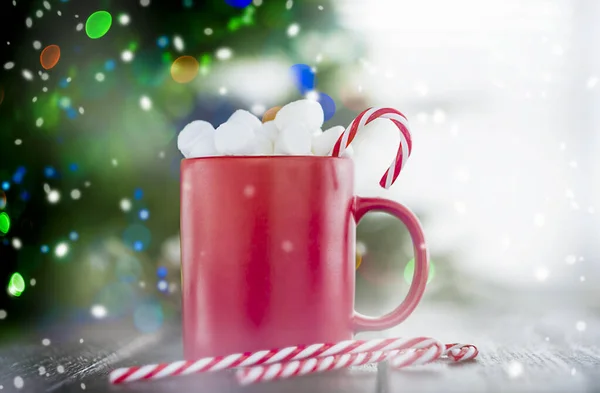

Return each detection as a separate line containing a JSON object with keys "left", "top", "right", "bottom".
{"left": 225, "top": 0, "right": 253, "bottom": 8}
{"left": 403, "top": 258, "right": 435, "bottom": 285}
{"left": 8, "top": 273, "right": 25, "bottom": 297}
{"left": 290, "top": 64, "right": 316, "bottom": 94}
{"left": 0, "top": 212, "right": 10, "bottom": 235}
{"left": 85, "top": 11, "right": 113, "bottom": 39}
{"left": 317, "top": 92, "right": 336, "bottom": 121}
{"left": 40, "top": 45, "right": 61, "bottom": 70}
{"left": 170, "top": 56, "right": 199, "bottom": 84}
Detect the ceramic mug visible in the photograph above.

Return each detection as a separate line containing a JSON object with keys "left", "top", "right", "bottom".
{"left": 180, "top": 156, "right": 428, "bottom": 359}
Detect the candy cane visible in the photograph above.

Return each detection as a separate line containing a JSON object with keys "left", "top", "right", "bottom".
{"left": 237, "top": 342, "right": 482, "bottom": 385}
{"left": 331, "top": 107, "right": 413, "bottom": 189}
{"left": 236, "top": 344, "right": 443, "bottom": 385}
{"left": 444, "top": 343, "right": 479, "bottom": 362}
{"left": 108, "top": 337, "right": 441, "bottom": 384}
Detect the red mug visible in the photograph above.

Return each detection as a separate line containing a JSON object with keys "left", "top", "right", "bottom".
{"left": 180, "top": 156, "right": 428, "bottom": 360}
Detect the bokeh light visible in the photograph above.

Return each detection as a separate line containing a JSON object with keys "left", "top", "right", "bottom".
{"left": 122, "top": 224, "right": 151, "bottom": 252}
{"left": 157, "top": 280, "right": 168, "bottom": 292}
{"left": 316, "top": 92, "right": 336, "bottom": 121}
{"left": 40, "top": 45, "right": 61, "bottom": 70}
{"left": 90, "top": 304, "right": 108, "bottom": 319}
{"left": 403, "top": 258, "right": 436, "bottom": 285}
{"left": 139, "top": 209, "right": 149, "bottom": 220}
{"left": 290, "top": 64, "right": 315, "bottom": 94}
{"left": 0, "top": 191, "right": 6, "bottom": 209}
{"left": 120, "top": 198, "right": 132, "bottom": 212}
{"left": 12, "top": 166, "right": 26, "bottom": 184}
{"left": 85, "top": 11, "right": 113, "bottom": 39}
{"left": 12, "top": 238, "right": 22, "bottom": 250}
{"left": 105, "top": 59, "right": 116, "bottom": 71}
{"left": 54, "top": 242, "right": 69, "bottom": 258}
{"left": 8, "top": 273, "right": 25, "bottom": 297}
{"left": 121, "top": 50, "right": 134, "bottom": 62}
{"left": 157, "top": 266, "right": 167, "bottom": 279}
{"left": 0, "top": 212, "right": 10, "bottom": 235}
{"left": 157, "top": 36, "right": 169, "bottom": 48}
{"left": 117, "top": 13, "right": 130, "bottom": 26}
{"left": 225, "top": 0, "right": 253, "bottom": 8}
{"left": 287, "top": 23, "right": 300, "bottom": 37}
{"left": 140, "top": 96, "right": 152, "bottom": 111}
{"left": 170, "top": 56, "right": 199, "bottom": 84}
{"left": 47, "top": 190, "right": 60, "bottom": 204}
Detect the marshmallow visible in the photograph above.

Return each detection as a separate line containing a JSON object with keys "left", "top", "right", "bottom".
{"left": 256, "top": 121, "right": 279, "bottom": 142}
{"left": 214, "top": 121, "right": 256, "bottom": 155}
{"left": 311, "top": 125, "right": 345, "bottom": 156}
{"left": 262, "top": 106, "right": 282, "bottom": 123}
{"left": 274, "top": 99, "right": 324, "bottom": 131}
{"left": 251, "top": 133, "right": 274, "bottom": 155}
{"left": 188, "top": 134, "right": 218, "bottom": 158}
{"left": 177, "top": 120, "right": 215, "bottom": 158}
{"left": 228, "top": 109, "right": 262, "bottom": 133}
{"left": 274, "top": 124, "right": 313, "bottom": 155}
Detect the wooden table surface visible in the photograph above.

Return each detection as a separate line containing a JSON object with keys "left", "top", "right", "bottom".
{"left": 0, "top": 303, "right": 598, "bottom": 393}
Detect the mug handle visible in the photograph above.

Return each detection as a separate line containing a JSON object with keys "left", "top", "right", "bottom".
{"left": 352, "top": 196, "right": 429, "bottom": 333}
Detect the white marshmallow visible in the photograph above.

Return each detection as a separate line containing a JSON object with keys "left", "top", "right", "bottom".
{"left": 251, "top": 133, "right": 274, "bottom": 155}
{"left": 311, "top": 125, "right": 345, "bottom": 156}
{"left": 214, "top": 121, "right": 256, "bottom": 155}
{"left": 228, "top": 109, "right": 262, "bottom": 133}
{"left": 274, "top": 99, "right": 324, "bottom": 131}
{"left": 274, "top": 124, "right": 313, "bottom": 155}
{"left": 188, "top": 134, "right": 218, "bottom": 158}
{"left": 177, "top": 120, "right": 215, "bottom": 158}
{"left": 257, "top": 121, "right": 279, "bottom": 142}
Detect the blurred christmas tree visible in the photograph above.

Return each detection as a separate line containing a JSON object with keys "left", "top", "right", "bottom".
{"left": 0, "top": 0, "right": 369, "bottom": 326}
{"left": 0, "top": 0, "right": 461, "bottom": 334}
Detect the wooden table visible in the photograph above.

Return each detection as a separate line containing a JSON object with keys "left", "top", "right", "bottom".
{"left": 1, "top": 304, "right": 598, "bottom": 393}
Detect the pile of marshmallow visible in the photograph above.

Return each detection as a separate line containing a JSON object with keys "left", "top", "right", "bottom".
{"left": 177, "top": 99, "right": 353, "bottom": 158}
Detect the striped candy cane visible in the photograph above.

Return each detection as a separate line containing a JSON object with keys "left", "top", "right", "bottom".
{"left": 236, "top": 344, "right": 443, "bottom": 385}
{"left": 109, "top": 337, "right": 442, "bottom": 385}
{"left": 331, "top": 107, "right": 413, "bottom": 189}
{"left": 237, "top": 342, "right": 482, "bottom": 385}
{"left": 444, "top": 343, "right": 479, "bottom": 361}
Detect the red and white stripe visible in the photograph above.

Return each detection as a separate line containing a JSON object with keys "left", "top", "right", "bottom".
{"left": 236, "top": 350, "right": 397, "bottom": 385}
{"left": 444, "top": 343, "right": 479, "bottom": 362}
{"left": 109, "top": 337, "right": 441, "bottom": 384}
{"left": 108, "top": 338, "right": 478, "bottom": 385}
{"left": 330, "top": 107, "right": 413, "bottom": 189}
{"left": 237, "top": 343, "right": 447, "bottom": 385}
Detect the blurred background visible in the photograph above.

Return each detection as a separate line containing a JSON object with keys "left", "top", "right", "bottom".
{"left": 0, "top": 0, "right": 598, "bottom": 345}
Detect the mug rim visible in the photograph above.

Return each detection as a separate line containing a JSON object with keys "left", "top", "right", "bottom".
{"left": 182, "top": 155, "right": 352, "bottom": 162}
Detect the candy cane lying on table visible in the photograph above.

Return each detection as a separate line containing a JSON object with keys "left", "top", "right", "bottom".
{"left": 444, "top": 343, "right": 479, "bottom": 361}
{"left": 108, "top": 337, "right": 460, "bottom": 384}
{"left": 236, "top": 344, "right": 443, "bottom": 385}
{"left": 236, "top": 342, "right": 480, "bottom": 385}
{"left": 331, "top": 107, "right": 413, "bottom": 190}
